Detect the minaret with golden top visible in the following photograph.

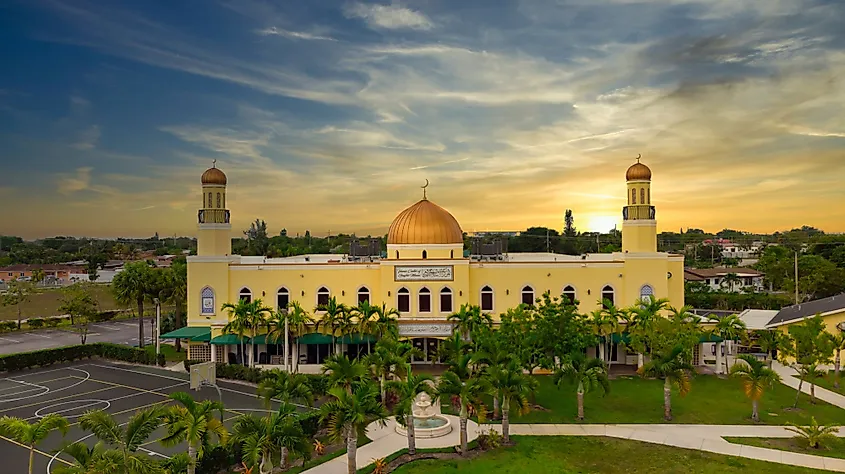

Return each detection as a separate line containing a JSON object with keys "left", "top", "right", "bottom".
{"left": 622, "top": 155, "right": 657, "bottom": 253}
{"left": 197, "top": 161, "right": 232, "bottom": 256}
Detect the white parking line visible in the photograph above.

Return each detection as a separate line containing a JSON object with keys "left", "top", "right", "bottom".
{"left": 30, "top": 333, "right": 53, "bottom": 339}
{"left": 94, "top": 325, "right": 122, "bottom": 331}
{"left": 0, "top": 336, "right": 20, "bottom": 343}
{"left": 117, "top": 322, "right": 137, "bottom": 328}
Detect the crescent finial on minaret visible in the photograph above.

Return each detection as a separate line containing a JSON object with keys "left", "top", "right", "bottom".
{"left": 636, "top": 154, "right": 641, "bottom": 163}
{"left": 421, "top": 179, "right": 429, "bottom": 199}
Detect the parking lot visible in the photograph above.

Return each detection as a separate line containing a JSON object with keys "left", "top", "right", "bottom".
{"left": 0, "top": 318, "right": 154, "bottom": 355}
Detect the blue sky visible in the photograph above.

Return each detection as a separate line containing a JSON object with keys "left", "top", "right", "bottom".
{"left": 1, "top": 0, "right": 844, "bottom": 239}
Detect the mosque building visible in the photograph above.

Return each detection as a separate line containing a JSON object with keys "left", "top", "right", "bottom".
{"left": 177, "top": 159, "right": 685, "bottom": 369}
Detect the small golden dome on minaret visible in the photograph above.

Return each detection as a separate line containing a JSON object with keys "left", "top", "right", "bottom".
{"left": 626, "top": 155, "right": 652, "bottom": 181}
{"left": 201, "top": 161, "right": 227, "bottom": 185}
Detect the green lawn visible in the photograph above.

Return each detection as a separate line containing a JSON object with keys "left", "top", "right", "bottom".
{"left": 485, "top": 375, "right": 844, "bottom": 426}
{"left": 793, "top": 372, "right": 844, "bottom": 395}
{"left": 0, "top": 284, "right": 122, "bottom": 320}
{"left": 144, "top": 343, "right": 188, "bottom": 362}
{"left": 724, "top": 436, "right": 845, "bottom": 460}
{"left": 389, "top": 436, "right": 829, "bottom": 474}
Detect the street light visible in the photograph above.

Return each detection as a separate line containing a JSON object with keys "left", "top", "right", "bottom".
{"left": 153, "top": 298, "right": 161, "bottom": 357}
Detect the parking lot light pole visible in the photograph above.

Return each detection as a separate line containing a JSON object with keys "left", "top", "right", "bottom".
{"left": 153, "top": 298, "right": 161, "bottom": 357}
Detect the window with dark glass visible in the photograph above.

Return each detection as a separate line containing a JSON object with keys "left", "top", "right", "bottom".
{"left": 632, "top": 189, "right": 637, "bottom": 204}
{"left": 562, "top": 285, "right": 576, "bottom": 304}
{"left": 601, "top": 285, "right": 614, "bottom": 309}
{"left": 521, "top": 285, "right": 534, "bottom": 306}
{"left": 397, "top": 288, "right": 410, "bottom": 313}
{"left": 440, "top": 287, "right": 453, "bottom": 313}
{"left": 640, "top": 188, "right": 645, "bottom": 205}
{"left": 419, "top": 287, "right": 431, "bottom": 313}
{"left": 316, "top": 287, "right": 330, "bottom": 307}
{"left": 217, "top": 193, "right": 221, "bottom": 208}
{"left": 422, "top": 250, "right": 427, "bottom": 259}
{"left": 277, "top": 288, "right": 289, "bottom": 310}
{"left": 481, "top": 286, "right": 493, "bottom": 312}
{"left": 358, "top": 287, "right": 370, "bottom": 303}
{"left": 239, "top": 288, "right": 252, "bottom": 303}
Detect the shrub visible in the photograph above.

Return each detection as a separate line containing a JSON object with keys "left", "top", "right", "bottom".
{"left": 196, "top": 444, "right": 242, "bottom": 474}
{"left": 304, "top": 373, "right": 329, "bottom": 396}
{"left": 92, "top": 310, "right": 119, "bottom": 323}
{"left": 45, "top": 317, "right": 62, "bottom": 328}
{"left": 27, "top": 318, "right": 45, "bottom": 329}
{"left": 297, "top": 410, "right": 324, "bottom": 438}
{"left": 0, "top": 321, "right": 17, "bottom": 333}
{"left": 477, "top": 428, "right": 503, "bottom": 450}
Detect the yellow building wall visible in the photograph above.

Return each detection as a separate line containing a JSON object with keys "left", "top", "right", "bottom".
{"left": 187, "top": 261, "right": 230, "bottom": 326}
{"left": 621, "top": 222, "right": 657, "bottom": 253}
{"left": 776, "top": 309, "right": 845, "bottom": 363}
{"left": 197, "top": 227, "right": 232, "bottom": 256}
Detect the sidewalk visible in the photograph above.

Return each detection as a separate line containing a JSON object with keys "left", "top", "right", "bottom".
{"left": 773, "top": 361, "right": 845, "bottom": 409}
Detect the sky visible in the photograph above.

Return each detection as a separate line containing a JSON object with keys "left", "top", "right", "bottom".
{"left": 1, "top": 0, "right": 844, "bottom": 240}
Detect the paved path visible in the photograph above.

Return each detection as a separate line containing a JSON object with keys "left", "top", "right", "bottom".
{"left": 773, "top": 361, "right": 845, "bottom": 409}
{"left": 0, "top": 318, "right": 153, "bottom": 355}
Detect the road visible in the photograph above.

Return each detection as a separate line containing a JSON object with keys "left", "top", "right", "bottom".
{"left": 0, "top": 318, "right": 154, "bottom": 355}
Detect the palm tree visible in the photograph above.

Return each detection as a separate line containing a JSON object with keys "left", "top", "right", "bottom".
{"left": 364, "top": 343, "right": 404, "bottom": 401}
{"left": 474, "top": 338, "right": 515, "bottom": 419}
{"left": 437, "top": 370, "right": 488, "bottom": 455}
{"left": 372, "top": 303, "right": 400, "bottom": 340}
{"left": 628, "top": 297, "right": 669, "bottom": 366}
{"left": 438, "top": 332, "right": 471, "bottom": 368}
{"left": 753, "top": 329, "right": 781, "bottom": 367}
{"left": 222, "top": 299, "right": 272, "bottom": 367}
{"left": 600, "top": 303, "right": 627, "bottom": 370}
{"left": 285, "top": 301, "right": 313, "bottom": 373}
{"left": 791, "top": 363, "right": 827, "bottom": 407}
{"left": 485, "top": 361, "right": 536, "bottom": 443}
{"left": 160, "top": 392, "right": 228, "bottom": 474}
{"left": 590, "top": 309, "right": 615, "bottom": 363}
{"left": 786, "top": 417, "right": 840, "bottom": 449}
{"left": 258, "top": 370, "right": 314, "bottom": 408}
{"left": 448, "top": 304, "right": 491, "bottom": 342}
{"left": 52, "top": 441, "right": 107, "bottom": 474}
{"left": 0, "top": 414, "right": 69, "bottom": 474}
{"left": 729, "top": 354, "right": 782, "bottom": 421}
{"left": 232, "top": 411, "right": 309, "bottom": 473}
{"left": 827, "top": 332, "right": 845, "bottom": 389}
{"left": 386, "top": 364, "right": 436, "bottom": 455}
{"left": 554, "top": 352, "right": 610, "bottom": 421}
{"left": 712, "top": 314, "right": 747, "bottom": 374}
{"left": 721, "top": 272, "right": 742, "bottom": 292}
{"left": 78, "top": 407, "right": 165, "bottom": 474}
{"left": 638, "top": 346, "right": 694, "bottom": 421}
{"left": 352, "top": 300, "right": 379, "bottom": 353}
{"left": 322, "top": 353, "right": 368, "bottom": 393}
{"left": 320, "top": 385, "right": 389, "bottom": 474}
{"left": 112, "top": 261, "right": 154, "bottom": 347}
{"left": 316, "top": 297, "right": 347, "bottom": 355}
{"left": 159, "top": 262, "right": 187, "bottom": 352}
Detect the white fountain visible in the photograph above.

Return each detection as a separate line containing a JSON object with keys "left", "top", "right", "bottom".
{"left": 395, "top": 392, "right": 453, "bottom": 438}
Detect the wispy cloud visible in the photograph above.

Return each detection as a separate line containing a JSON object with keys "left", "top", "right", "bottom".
{"left": 343, "top": 3, "right": 434, "bottom": 30}
{"left": 255, "top": 26, "right": 337, "bottom": 42}
{"left": 57, "top": 167, "right": 93, "bottom": 194}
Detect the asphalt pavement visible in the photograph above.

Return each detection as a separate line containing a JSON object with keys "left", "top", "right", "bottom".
{"left": 0, "top": 318, "right": 154, "bottom": 355}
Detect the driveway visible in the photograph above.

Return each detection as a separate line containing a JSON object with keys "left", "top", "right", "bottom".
{"left": 0, "top": 318, "right": 154, "bottom": 355}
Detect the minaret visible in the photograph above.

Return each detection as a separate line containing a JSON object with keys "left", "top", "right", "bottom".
{"left": 621, "top": 155, "right": 657, "bottom": 253}
{"left": 197, "top": 162, "right": 232, "bottom": 256}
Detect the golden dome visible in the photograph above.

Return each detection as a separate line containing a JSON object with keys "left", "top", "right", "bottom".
{"left": 626, "top": 161, "right": 651, "bottom": 181}
{"left": 201, "top": 166, "right": 227, "bottom": 185}
{"left": 387, "top": 199, "right": 464, "bottom": 245}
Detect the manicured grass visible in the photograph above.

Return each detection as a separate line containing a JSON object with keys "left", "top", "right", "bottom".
{"left": 144, "top": 343, "right": 188, "bottom": 362}
{"left": 501, "top": 375, "right": 843, "bottom": 426}
{"left": 0, "top": 284, "right": 122, "bottom": 320}
{"left": 793, "top": 372, "right": 844, "bottom": 395}
{"left": 724, "top": 436, "right": 845, "bottom": 460}
{"left": 389, "top": 436, "right": 829, "bottom": 474}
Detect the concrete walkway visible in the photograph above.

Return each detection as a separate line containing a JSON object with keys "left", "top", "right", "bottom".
{"left": 773, "top": 361, "right": 845, "bottom": 409}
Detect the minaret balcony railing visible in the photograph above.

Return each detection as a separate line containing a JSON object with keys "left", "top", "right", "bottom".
{"left": 198, "top": 209, "right": 230, "bottom": 224}
{"left": 623, "top": 205, "right": 656, "bottom": 220}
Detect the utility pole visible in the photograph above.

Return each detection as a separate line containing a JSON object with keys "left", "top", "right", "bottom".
{"left": 794, "top": 250, "right": 799, "bottom": 304}
{"left": 546, "top": 229, "right": 550, "bottom": 253}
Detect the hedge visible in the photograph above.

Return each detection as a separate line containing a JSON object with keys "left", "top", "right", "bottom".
{"left": 0, "top": 343, "right": 166, "bottom": 372}
{"left": 184, "top": 361, "right": 330, "bottom": 396}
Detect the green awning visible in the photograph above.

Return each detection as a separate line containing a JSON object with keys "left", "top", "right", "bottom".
{"left": 700, "top": 334, "right": 724, "bottom": 343}
{"left": 252, "top": 333, "right": 286, "bottom": 345}
{"left": 339, "top": 334, "right": 377, "bottom": 344}
{"left": 608, "top": 333, "right": 631, "bottom": 344}
{"left": 210, "top": 334, "right": 251, "bottom": 345}
{"left": 297, "top": 333, "right": 334, "bottom": 345}
{"left": 191, "top": 332, "right": 211, "bottom": 342}
{"left": 160, "top": 326, "right": 210, "bottom": 340}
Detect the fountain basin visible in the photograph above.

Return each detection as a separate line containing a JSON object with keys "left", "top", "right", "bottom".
{"left": 395, "top": 415, "right": 453, "bottom": 438}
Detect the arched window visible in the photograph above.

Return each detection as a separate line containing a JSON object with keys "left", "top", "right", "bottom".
{"left": 647, "top": 188, "right": 650, "bottom": 204}
{"left": 450, "top": 250, "right": 454, "bottom": 259}
{"left": 640, "top": 284, "right": 654, "bottom": 304}
{"left": 276, "top": 287, "right": 289, "bottom": 311}
{"left": 357, "top": 286, "right": 370, "bottom": 304}
{"left": 395, "top": 250, "right": 399, "bottom": 259}
{"left": 480, "top": 286, "right": 494, "bottom": 312}
{"left": 316, "top": 287, "right": 330, "bottom": 307}
{"left": 562, "top": 285, "right": 576, "bottom": 305}
{"left": 208, "top": 193, "right": 213, "bottom": 208}
{"left": 238, "top": 287, "right": 252, "bottom": 304}
{"left": 202, "top": 193, "right": 206, "bottom": 208}
{"left": 631, "top": 189, "right": 637, "bottom": 204}
{"left": 521, "top": 285, "right": 535, "bottom": 306}
{"left": 601, "top": 285, "right": 615, "bottom": 309}
{"left": 201, "top": 287, "right": 215, "bottom": 314}
{"left": 216, "top": 193, "right": 221, "bottom": 208}
{"left": 418, "top": 287, "right": 431, "bottom": 313}
{"left": 640, "top": 188, "right": 645, "bottom": 205}
{"left": 397, "top": 287, "right": 410, "bottom": 313}
{"left": 222, "top": 193, "right": 226, "bottom": 208}
{"left": 422, "top": 250, "right": 427, "bottom": 259}
{"left": 440, "top": 287, "right": 453, "bottom": 313}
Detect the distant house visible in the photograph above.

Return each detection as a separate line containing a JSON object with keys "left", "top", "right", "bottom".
{"left": 684, "top": 267, "right": 765, "bottom": 293}
{"left": 0, "top": 264, "right": 87, "bottom": 285}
